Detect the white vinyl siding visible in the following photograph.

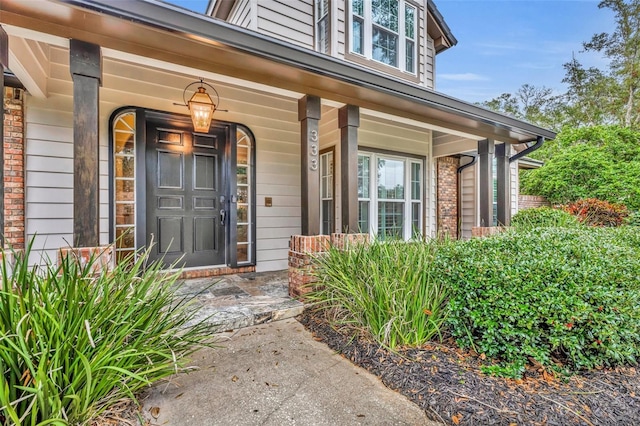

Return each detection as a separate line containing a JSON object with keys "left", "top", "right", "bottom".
{"left": 460, "top": 162, "right": 477, "bottom": 240}
{"left": 256, "top": 0, "right": 314, "bottom": 49}
{"left": 426, "top": 35, "right": 434, "bottom": 89}
{"left": 25, "top": 95, "right": 76, "bottom": 265}
{"left": 511, "top": 151, "right": 519, "bottom": 216}
{"left": 229, "top": 0, "right": 252, "bottom": 28}
{"left": 336, "top": 0, "right": 346, "bottom": 56}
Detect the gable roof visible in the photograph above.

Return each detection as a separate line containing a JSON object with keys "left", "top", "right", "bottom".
{"left": 3, "top": 0, "right": 555, "bottom": 143}
{"left": 427, "top": 0, "right": 457, "bottom": 53}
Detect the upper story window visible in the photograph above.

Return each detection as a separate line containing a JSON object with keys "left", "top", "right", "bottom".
{"left": 350, "top": 0, "right": 417, "bottom": 74}
{"left": 316, "top": 0, "right": 330, "bottom": 54}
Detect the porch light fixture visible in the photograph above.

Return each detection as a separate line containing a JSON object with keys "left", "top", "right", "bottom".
{"left": 181, "top": 79, "right": 220, "bottom": 132}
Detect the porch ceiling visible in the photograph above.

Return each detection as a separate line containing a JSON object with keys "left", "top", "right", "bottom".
{"left": 1, "top": 0, "right": 556, "bottom": 144}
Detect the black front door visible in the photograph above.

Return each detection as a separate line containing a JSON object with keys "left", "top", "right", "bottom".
{"left": 145, "top": 117, "right": 228, "bottom": 267}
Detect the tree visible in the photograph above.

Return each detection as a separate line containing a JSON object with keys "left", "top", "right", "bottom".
{"left": 562, "top": 57, "right": 620, "bottom": 127}
{"left": 578, "top": 0, "right": 640, "bottom": 127}
{"left": 478, "top": 84, "right": 565, "bottom": 131}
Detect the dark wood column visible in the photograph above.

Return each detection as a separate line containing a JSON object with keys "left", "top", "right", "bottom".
{"left": 0, "top": 27, "right": 7, "bottom": 247}
{"left": 338, "top": 104, "right": 359, "bottom": 233}
{"left": 298, "top": 95, "right": 321, "bottom": 235}
{"left": 495, "top": 143, "right": 511, "bottom": 226}
{"left": 478, "top": 138, "right": 495, "bottom": 227}
{"left": 70, "top": 40, "right": 102, "bottom": 247}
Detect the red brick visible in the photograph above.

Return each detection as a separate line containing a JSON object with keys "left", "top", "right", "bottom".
{"left": 3, "top": 88, "right": 25, "bottom": 249}
{"left": 437, "top": 156, "right": 459, "bottom": 239}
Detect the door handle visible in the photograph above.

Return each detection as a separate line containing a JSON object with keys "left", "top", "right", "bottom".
{"left": 220, "top": 209, "right": 226, "bottom": 226}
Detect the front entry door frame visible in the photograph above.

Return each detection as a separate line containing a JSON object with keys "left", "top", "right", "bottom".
{"left": 136, "top": 109, "right": 238, "bottom": 268}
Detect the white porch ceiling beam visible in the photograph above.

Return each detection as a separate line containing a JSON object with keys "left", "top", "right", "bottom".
{"left": 8, "top": 35, "right": 49, "bottom": 98}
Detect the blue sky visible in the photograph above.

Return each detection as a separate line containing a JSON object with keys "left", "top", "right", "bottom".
{"left": 165, "top": 0, "right": 614, "bottom": 103}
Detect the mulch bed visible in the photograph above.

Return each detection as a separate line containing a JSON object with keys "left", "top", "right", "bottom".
{"left": 298, "top": 309, "right": 640, "bottom": 426}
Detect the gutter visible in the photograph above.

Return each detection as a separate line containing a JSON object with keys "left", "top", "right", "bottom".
{"left": 4, "top": 71, "right": 25, "bottom": 90}
{"left": 509, "top": 136, "right": 545, "bottom": 163}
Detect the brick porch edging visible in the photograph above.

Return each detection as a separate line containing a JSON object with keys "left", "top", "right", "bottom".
{"left": 288, "top": 233, "right": 369, "bottom": 300}
{"left": 58, "top": 246, "right": 116, "bottom": 274}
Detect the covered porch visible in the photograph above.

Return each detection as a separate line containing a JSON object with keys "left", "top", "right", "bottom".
{"left": 0, "top": 0, "right": 555, "bottom": 275}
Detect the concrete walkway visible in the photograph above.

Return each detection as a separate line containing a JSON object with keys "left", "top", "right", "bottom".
{"left": 141, "top": 318, "right": 438, "bottom": 426}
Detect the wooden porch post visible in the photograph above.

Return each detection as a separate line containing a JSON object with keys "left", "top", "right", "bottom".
{"left": 0, "top": 27, "right": 7, "bottom": 247}
{"left": 298, "top": 95, "right": 321, "bottom": 235}
{"left": 478, "top": 138, "right": 495, "bottom": 227}
{"left": 338, "top": 104, "right": 359, "bottom": 233}
{"left": 70, "top": 40, "right": 102, "bottom": 247}
{"left": 495, "top": 143, "right": 511, "bottom": 226}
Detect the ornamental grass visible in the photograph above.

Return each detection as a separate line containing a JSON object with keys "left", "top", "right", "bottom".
{"left": 0, "top": 242, "right": 215, "bottom": 425}
{"left": 307, "top": 239, "right": 451, "bottom": 349}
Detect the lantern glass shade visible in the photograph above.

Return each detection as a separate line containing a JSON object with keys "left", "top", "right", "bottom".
{"left": 188, "top": 87, "right": 215, "bottom": 133}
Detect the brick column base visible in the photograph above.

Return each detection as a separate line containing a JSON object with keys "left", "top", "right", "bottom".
{"left": 58, "top": 246, "right": 115, "bottom": 275}
{"left": 288, "top": 233, "right": 369, "bottom": 300}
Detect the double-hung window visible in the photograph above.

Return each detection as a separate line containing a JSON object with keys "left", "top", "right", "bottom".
{"left": 357, "top": 152, "right": 423, "bottom": 239}
{"left": 350, "top": 0, "right": 417, "bottom": 74}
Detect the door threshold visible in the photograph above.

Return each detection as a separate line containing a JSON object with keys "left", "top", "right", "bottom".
{"left": 165, "top": 264, "right": 256, "bottom": 280}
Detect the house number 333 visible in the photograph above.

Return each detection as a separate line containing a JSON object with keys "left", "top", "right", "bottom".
{"left": 309, "top": 130, "right": 318, "bottom": 171}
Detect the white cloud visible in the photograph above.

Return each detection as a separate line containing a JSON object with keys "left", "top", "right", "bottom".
{"left": 439, "top": 73, "right": 490, "bottom": 81}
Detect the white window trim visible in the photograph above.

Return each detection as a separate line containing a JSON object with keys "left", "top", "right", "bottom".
{"left": 315, "top": 0, "right": 331, "bottom": 54}
{"left": 348, "top": 0, "right": 418, "bottom": 75}
{"left": 358, "top": 151, "right": 423, "bottom": 240}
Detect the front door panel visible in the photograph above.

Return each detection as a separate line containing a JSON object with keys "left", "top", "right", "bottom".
{"left": 146, "top": 118, "right": 227, "bottom": 267}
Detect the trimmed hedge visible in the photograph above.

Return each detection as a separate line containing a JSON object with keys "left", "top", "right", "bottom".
{"left": 442, "top": 227, "right": 640, "bottom": 376}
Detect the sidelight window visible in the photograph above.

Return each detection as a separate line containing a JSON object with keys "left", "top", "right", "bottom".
{"left": 112, "top": 110, "right": 136, "bottom": 263}
{"left": 236, "top": 127, "right": 254, "bottom": 264}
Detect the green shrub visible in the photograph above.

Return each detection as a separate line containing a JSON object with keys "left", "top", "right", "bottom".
{"left": 564, "top": 198, "right": 629, "bottom": 227}
{"left": 307, "top": 240, "right": 450, "bottom": 349}
{"left": 443, "top": 227, "right": 640, "bottom": 377}
{"left": 625, "top": 211, "right": 640, "bottom": 226}
{"left": 511, "top": 207, "right": 581, "bottom": 229}
{"left": 520, "top": 125, "right": 640, "bottom": 210}
{"left": 0, "top": 243, "right": 215, "bottom": 425}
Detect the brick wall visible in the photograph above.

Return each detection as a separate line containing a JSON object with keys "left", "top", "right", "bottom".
{"left": 3, "top": 87, "right": 24, "bottom": 249}
{"left": 436, "top": 156, "right": 458, "bottom": 239}
{"left": 518, "top": 195, "right": 550, "bottom": 210}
